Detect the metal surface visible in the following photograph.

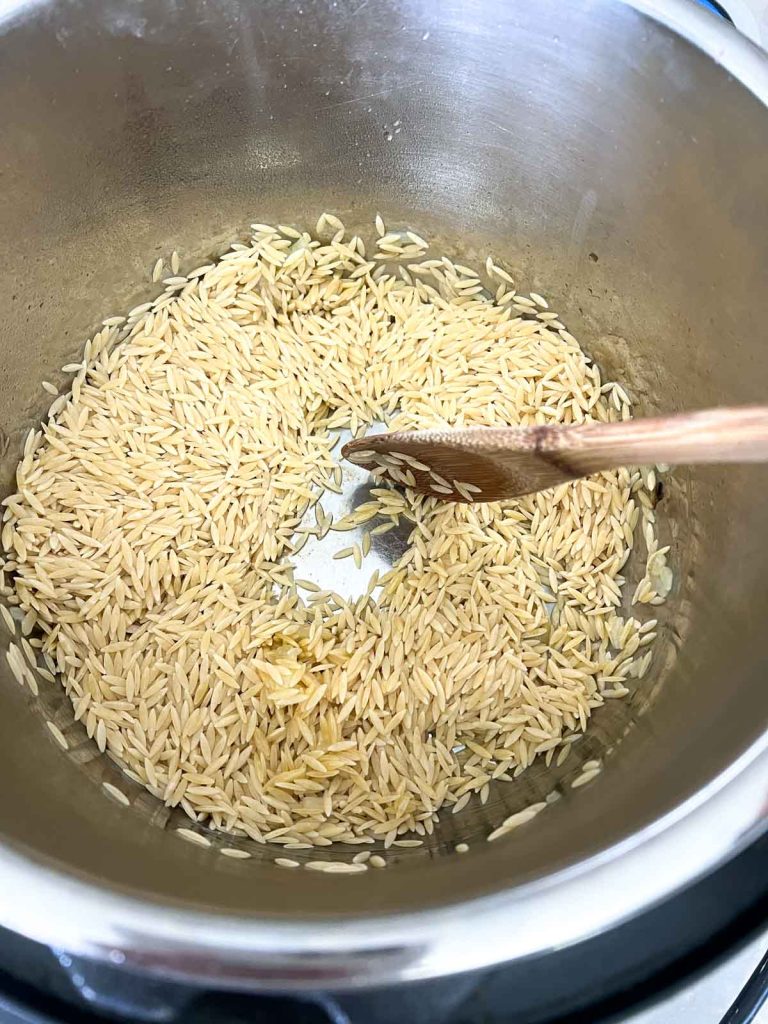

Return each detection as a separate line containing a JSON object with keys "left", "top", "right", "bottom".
{"left": 5, "top": 830, "right": 768, "bottom": 1022}
{"left": 0, "top": 0, "right": 767, "bottom": 989}
{"left": 631, "top": 933, "right": 768, "bottom": 1024}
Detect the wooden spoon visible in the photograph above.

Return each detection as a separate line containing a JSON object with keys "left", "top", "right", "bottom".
{"left": 341, "top": 406, "right": 768, "bottom": 502}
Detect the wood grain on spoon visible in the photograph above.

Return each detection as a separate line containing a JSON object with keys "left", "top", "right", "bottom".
{"left": 341, "top": 407, "right": 768, "bottom": 502}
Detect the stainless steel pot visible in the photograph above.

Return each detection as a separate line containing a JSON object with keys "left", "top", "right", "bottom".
{"left": 0, "top": 0, "right": 767, "bottom": 991}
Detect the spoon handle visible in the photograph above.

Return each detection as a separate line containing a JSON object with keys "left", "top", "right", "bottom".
{"left": 547, "top": 406, "right": 768, "bottom": 476}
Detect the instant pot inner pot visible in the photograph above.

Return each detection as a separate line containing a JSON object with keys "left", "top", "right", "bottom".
{"left": 0, "top": 0, "right": 767, "bottom": 920}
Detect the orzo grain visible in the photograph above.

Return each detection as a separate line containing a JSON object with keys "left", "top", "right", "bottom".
{"left": 0, "top": 216, "right": 666, "bottom": 848}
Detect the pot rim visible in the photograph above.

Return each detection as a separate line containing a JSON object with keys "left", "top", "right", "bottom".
{"left": 1, "top": 733, "right": 767, "bottom": 988}
{"left": 0, "top": 0, "right": 767, "bottom": 989}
